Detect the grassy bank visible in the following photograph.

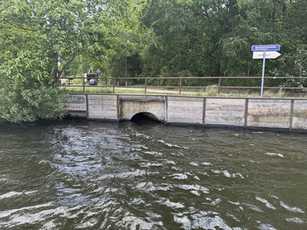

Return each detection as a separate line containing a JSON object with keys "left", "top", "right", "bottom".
{"left": 62, "top": 85, "right": 306, "bottom": 98}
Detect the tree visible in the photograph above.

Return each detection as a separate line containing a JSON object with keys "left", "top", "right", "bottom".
{"left": 0, "top": 0, "right": 65, "bottom": 122}
{"left": 0, "top": 0, "right": 140, "bottom": 122}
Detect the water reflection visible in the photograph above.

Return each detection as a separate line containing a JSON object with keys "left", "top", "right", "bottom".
{"left": 0, "top": 121, "right": 307, "bottom": 229}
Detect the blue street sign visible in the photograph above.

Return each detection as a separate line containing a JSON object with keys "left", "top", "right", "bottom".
{"left": 251, "top": 44, "right": 281, "bottom": 52}
{"left": 250, "top": 44, "right": 282, "bottom": 97}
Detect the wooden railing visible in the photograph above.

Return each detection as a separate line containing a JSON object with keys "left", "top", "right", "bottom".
{"left": 59, "top": 76, "right": 307, "bottom": 97}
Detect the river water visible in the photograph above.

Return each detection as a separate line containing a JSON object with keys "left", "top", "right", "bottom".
{"left": 0, "top": 121, "right": 306, "bottom": 230}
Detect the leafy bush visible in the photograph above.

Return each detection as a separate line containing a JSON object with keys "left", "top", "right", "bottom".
{"left": 0, "top": 51, "right": 64, "bottom": 123}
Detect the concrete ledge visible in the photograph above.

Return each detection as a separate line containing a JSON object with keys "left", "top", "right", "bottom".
{"left": 119, "top": 95, "right": 165, "bottom": 102}
{"left": 65, "top": 111, "right": 87, "bottom": 118}
{"left": 65, "top": 94, "right": 307, "bottom": 133}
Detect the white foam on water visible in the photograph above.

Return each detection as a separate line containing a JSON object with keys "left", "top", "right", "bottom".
{"left": 119, "top": 213, "right": 164, "bottom": 230}
{"left": 243, "top": 203, "right": 264, "bottom": 213}
{"left": 201, "top": 162, "right": 213, "bottom": 167}
{"left": 158, "top": 139, "right": 182, "bottom": 148}
{"left": 136, "top": 182, "right": 172, "bottom": 192}
{"left": 256, "top": 197, "right": 276, "bottom": 210}
{"left": 170, "top": 151, "right": 184, "bottom": 157}
{"left": 135, "top": 132, "right": 152, "bottom": 140}
{"left": 139, "top": 162, "right": 163, "bottom": 168}
{"left": 97, "top": 170, "right": 158, "bottom": 180}
{"left": 176, "top": 184, "right": 210, "bottom": 195}
{"left": 285, "top": 217, "right": 304, "bottom": 224}
{"left": 280, "top": 201, "right": 305, "bottom": 214}
{"left": 189, "top": 162, "right": 199, "bottom": 167}
{"left": 143, "top": 151, "right": 163, "bottom": 156}
{"left": 271, "top": 195, "right": 279, "bottom": 200}
{"left": 0, "top": 202, "right": 54, "bottom": 219}
{"left": 139, "top": 145, "right": 149, "bottom": 150}
{"left": 264, "top": 152, "right": 285, "bottom": 158}
{"left": 210, "top": 198, "right": 222, "bottom": 206}
{"left": 228, "top": 201, "right": 241, "bottom": 206}
{"left": 211, "top": 170, "right": 245, "bottom": 179}
{"left": 160, "top": 198, "right": 185, "bottom": 209}
{"left": 226, "top": 213, "right": 240, "bottom": 223}
{"left": 0, "top": 190, "right": 37, "bottom": 200}
{"left": 41, "top": 220, "right": 57, "bottom": 230}
{"left": 165, "top": 160, "right": 176, "bottom": 165}
{"left": 190, "top": 190, "right": 201, "bottom": 196}
{"left": 258, "top": 223, "right": 277, "bottom": 230}
{"left": 0, "top": 206, "right": 66, "bottom": 228}
{"left": 193, "top": 175, "right": 200, "bottom": 181}
{"left": 171, "top": 173, "right": 189, "bottom": 180}
{"left": 223, "top": 170, "right": 232, "bottom": 178}
{"left": 189, "top": 211, "right": 232, "bottom": 230}
{"left": 174, "top": 215, "right": 191, "bottom": 230}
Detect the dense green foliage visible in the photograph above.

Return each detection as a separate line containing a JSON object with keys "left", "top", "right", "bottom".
{"left": 71, "top": 0, "right": 307, "bottom": 84}
{"left": 139, "top": 0, "right": 307, "bottom": 79}
{"left": 1, "top": 0, "right": 307, "bottom": 122}
{"left": 0, "top": 0, "right": 145, "bottom": 122}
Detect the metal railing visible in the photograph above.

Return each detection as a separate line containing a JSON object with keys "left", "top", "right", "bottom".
{"left": 59, "top": 76, "right": 307, "bottom": 97}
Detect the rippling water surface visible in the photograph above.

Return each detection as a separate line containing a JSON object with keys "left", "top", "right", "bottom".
{"left": 0, "top": 121, "right": 307, "bottom": 229}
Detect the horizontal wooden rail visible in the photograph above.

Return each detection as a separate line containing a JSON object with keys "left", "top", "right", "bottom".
{"left": 61, "top": 76, "right": 307, "bottom": 80}
{"left": 59, "top": 75, "right": 307, "bottom": 96}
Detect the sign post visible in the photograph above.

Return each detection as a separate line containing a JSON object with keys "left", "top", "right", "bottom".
{"left": 251, "top": 44, "right": 281, "bottom": 97}
{"left": 261, "top": 52, "right": 266, "bottom": 97}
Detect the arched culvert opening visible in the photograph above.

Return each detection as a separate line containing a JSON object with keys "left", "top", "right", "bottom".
{"left": 131, "top": 112, "right": 161, "bottom": 124}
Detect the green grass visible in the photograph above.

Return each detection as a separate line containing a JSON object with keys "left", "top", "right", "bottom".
{"left": 62, "top": 85, "right": 304, "bottom": 98}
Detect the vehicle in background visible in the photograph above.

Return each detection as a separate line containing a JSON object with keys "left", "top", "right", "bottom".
{"left": 85, "top": 69, "right": 102, "bottom": 86}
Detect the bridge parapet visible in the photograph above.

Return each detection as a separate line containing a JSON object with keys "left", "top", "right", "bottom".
{"left": 65, "top": 94, "right": 307, "bottom": 132}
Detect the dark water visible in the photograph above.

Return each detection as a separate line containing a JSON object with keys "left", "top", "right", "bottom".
{"left": 0, "top": 121, "right": 307, "bottom": 230}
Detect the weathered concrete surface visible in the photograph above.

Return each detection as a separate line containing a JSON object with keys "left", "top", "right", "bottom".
{"left": 205, "top": 98, "right": 245, "bottom": 126}
{"left": 119, "top": 96, "right": 165, "bottom": 121}
{"left": 66, "top": 94, "right": 307, "bottom": 131}
{"left": 247, "top": 99, "right": 291, "bottom": 128}
{"left": 167, "top": 97, "right": 203, "bottom": 124}
{"left": 65, "top": 95, "right": 87, "bottom": 112}
{"left": 293, "top": 100, "right": 307, "bottom": 129}
{"left": 88, "top": 95, "right": 118, "bottom": 120}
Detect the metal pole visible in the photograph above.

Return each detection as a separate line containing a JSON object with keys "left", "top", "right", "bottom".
{"left": 179, "top": 78, "right": 182, "bottom": 95}
{"left": 112, "top": 80, "right": 115, "bottom": 94}
{"left": 260, "top": 53, "right": 266, "bottom": 97}
{"left": 82, "top": 77, "right": 85, "bottom": 93}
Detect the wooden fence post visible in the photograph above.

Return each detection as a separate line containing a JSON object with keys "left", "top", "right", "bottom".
{"left": 218, "top": 77, "right": 222, "bottom": 94}
{"left": 179, "top": 78, "right": 182, "bottom": 95}
{"left": 82, "top": 77, "right": 86, "bottom": 93}
{"left": 112, "top": 79, "right": 116, "bottom": 94}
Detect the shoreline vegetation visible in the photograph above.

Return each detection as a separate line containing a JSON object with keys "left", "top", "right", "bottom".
{"left": 0, "top": 0, "right": 306, "bottom": 122}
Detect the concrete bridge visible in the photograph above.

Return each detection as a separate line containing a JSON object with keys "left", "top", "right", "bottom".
{"left": 65, "top": 94, "right": 307, "bottom": 132}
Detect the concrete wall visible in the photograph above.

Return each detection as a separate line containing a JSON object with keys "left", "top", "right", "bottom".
{"left": 66, "top": 94, "right": 307, "bottom": 132}
{"left": 293, "top": 100, "right": 307, "bottom": 129}
{"left": 247, "top": 99, "right": 291, "bottom": 129}
{"left": 119, "top": 96, "right": 166, "bottom": 121}
{"left": 167, "top": 97, "right": 203, "bottom": 124}
{"left": 205, "top": 98, "right": 246, "bottom": 126}
{"left": 88, "top": 95, "right": 118, "bottom": 120}
{"left": 65, "top": 95, "right": 87, "bottom": 112}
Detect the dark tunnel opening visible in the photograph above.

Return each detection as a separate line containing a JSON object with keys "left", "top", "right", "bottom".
{"left": 130, "top": 112, "right": 161, "bottom": 124}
